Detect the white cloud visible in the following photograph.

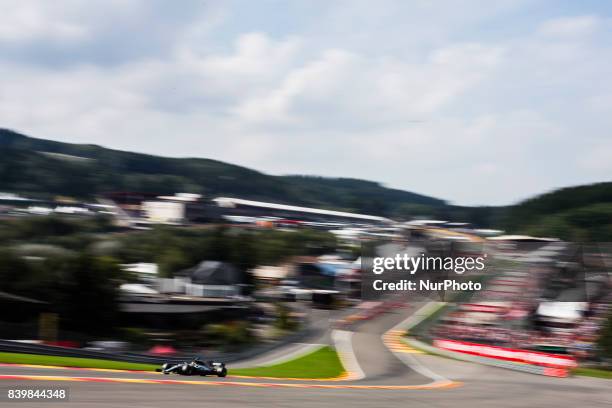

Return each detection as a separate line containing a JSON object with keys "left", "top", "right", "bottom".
{"left": 234, "top": 42, "right": 503, "bottom": 129}
{"left": 577, "top": 142, "right": 612, "bottom": 172}
{"left": 0, "top": 1, "right": 88, "bottom": 42}
{"left": 537, "top": 15, "right": 601, "bottom": 38}
{"left": 0, "top": 1, "right": 611, "bottom": 205}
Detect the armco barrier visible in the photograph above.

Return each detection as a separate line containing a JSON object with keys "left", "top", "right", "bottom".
{"left": 404, "top": 337, "right": 572, "bottom": 377}
{"left": 0, "top": 340, "right": 186, "bottom": 365}
{"left": 432, "top": 338, "right": 576, "bottom": 377}
{"left": 433, "top": 339, "right": 577, "bottom": 368}
{"left": 0, "top": 325, "right": 319, "bottom": 366}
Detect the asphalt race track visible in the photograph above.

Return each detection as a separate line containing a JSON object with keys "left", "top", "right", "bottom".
{"left": 1, "top": 305, "right": 610, "bottom": 408}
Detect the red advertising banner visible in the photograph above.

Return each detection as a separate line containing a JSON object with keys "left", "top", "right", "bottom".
{"left": 434, "top": 339, "right": 577, "bottom": 370}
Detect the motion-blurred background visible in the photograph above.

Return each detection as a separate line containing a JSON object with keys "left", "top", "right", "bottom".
{"left": 0, "top": 0, "right": 610, "bottom": 380}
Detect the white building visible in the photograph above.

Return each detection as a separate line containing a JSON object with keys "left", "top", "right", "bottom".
{"left": 121, "top": 262, "right": 159, "bottom": 283}
{"left": 142, "top": 201, "right": 185, "bottom": 224}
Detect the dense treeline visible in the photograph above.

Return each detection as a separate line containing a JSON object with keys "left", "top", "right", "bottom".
{"left": 1, "top": 216, "right": 339, "bottom": 278}
{"left": 599, "top": 312, "right": 612, "bottom": 360}
{"left": 111, "top": 225, "right": 338, "bottom": 277}
{"left": 503, "top": 183, "right": 612, "bottom": 241}
{"left": 0, "top": 216, "right": 338, "bottom": 335}
{"left": 395, "top": 182, "right": 612, "bottom": 239}
{"left": 0, "top": 249, "right": 121, "bottom": 335}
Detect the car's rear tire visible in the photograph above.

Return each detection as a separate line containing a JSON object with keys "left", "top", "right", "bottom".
{"left": 218, "top": 368, "right": 227, "bottom": 377}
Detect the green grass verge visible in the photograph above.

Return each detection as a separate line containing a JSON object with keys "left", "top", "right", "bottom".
{"left": 0, "top": 346, "right": 345, "bottom": 379}
{"left": 231, "top": 346, "right": 345, "bottom": 379}
{"left": 0, "top": 352, "right": 158, "bottom": 371}
{"left": 573, "top": 367, "right": 612, "bottom": 379}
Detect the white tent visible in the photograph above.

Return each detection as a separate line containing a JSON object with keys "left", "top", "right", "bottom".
{"left": 536, "top": 302, "right": 587, "bottom": 322}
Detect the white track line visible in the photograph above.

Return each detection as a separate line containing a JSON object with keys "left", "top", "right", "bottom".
{"left": 382, "top": 302, "right": 451, "bottom": 385}
{"left": 252, "top": 343, "right": 326, "bottom": 367}
{"left": 332, "top": 330, "right": 365, "bottom": 380}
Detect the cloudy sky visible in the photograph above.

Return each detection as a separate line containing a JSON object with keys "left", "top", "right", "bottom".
{"left": 1, "top": 0, "right": 611, "bottom": 205}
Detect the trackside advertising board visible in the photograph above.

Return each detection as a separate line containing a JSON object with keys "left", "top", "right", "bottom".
{"left": 434, "top": 339, "right": 577, "bottom": 375}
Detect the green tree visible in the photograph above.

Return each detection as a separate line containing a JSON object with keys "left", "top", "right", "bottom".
{"left": 156, "top": 248, "right": 190, "bottom": 278}
{"left": 51, "top": 254, "right": 121, "bottom": 335}
{"left": 598, "top": 312, "right": 612, "bottom": 360}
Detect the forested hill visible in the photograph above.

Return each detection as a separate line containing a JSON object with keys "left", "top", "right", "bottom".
{"left": 503, "top": 182, "right": 612, "bottom": 241}
{"left": 0, "top": 128, "right": 444, "bottom": 216}
{"left": 2, "top": 128, "right": 610, "bottom": 236}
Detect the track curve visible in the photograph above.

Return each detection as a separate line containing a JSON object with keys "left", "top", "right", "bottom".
{"left": 1, "top": 303, "right": 610, "bottom": 407}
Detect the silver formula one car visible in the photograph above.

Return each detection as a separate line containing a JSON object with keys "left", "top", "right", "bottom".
{"left": 156, "top": 356, "right": 227, "bottom": 377}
